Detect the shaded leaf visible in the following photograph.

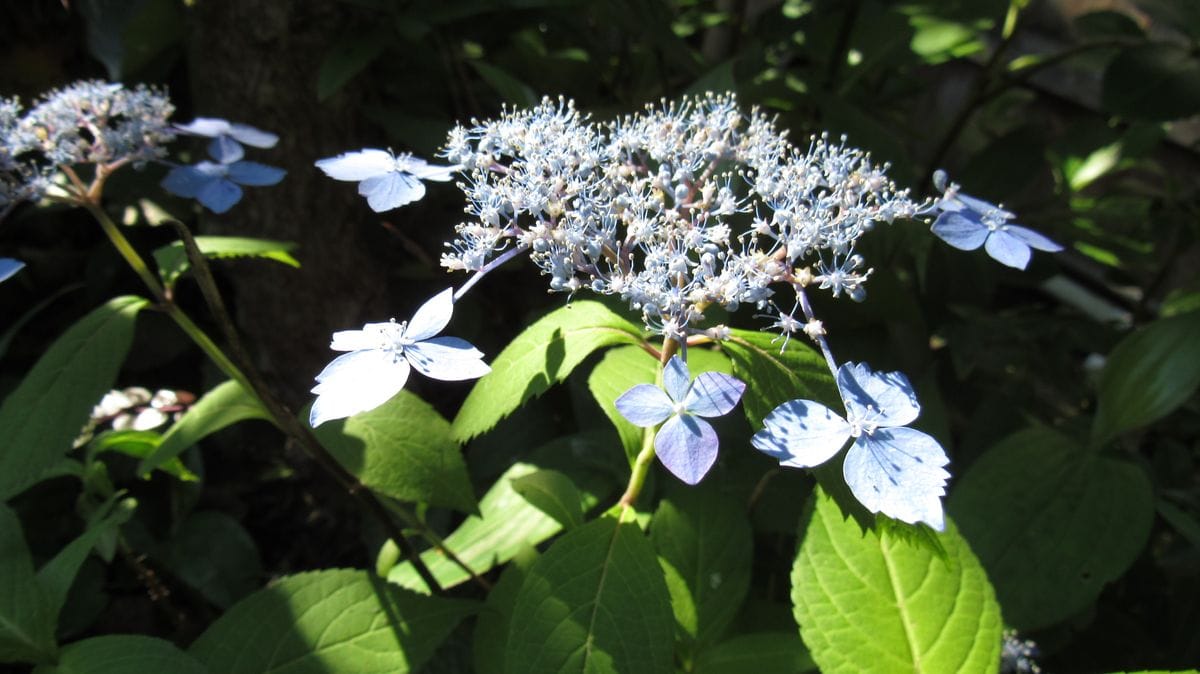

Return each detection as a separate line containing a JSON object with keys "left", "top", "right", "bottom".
{"left": 693, "top": 632, "right": 816, "bottom": 674}
{"left": 161, "top": 511, "right": 262, "bottom": 610}
{"left": 317, "top": 30, "right": 389, "bottom": 101}
{"left": 139, "top": 380, "right": 271, "bottom": 477}
{"left": 0, "top": 504, "right": 56, "bottom": 664}
{"left": 32, "top": 635, "right": 206, "bottom": 674}
{"left": 153, "top": 237, "right": 299, "bottom": 289}
{"left": 510, "top": 469, "right": 586, "bottom": 529}
{"left": 1101, "top": 43, "right": 1200, "bottom": 121}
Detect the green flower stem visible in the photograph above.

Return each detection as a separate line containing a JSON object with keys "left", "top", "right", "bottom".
{"left": 82, "top": 200, "right": 461, "bottom": 594}
{"left": 617, "top": 336, "right": 677, "bottom": 510}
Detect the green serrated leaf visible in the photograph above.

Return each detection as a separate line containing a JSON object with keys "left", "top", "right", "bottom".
{"left": 505, "top": 516, "right": 673, "bottom": 674}
{"left": 0, "top": 296, "right": 148, "bottom": 501}
{"left": 1093, "top": 312, "right": 1200, "bottom": 446}
{"left": 388, "top": 435, "right": 614, "bottom": 592}
{"left": 317, "top": 29, "right": 388, "bottom": 100}
{"left": 949, "top": 428, "right": 1154, "bottom": 630}
{"left": 0, "top": 504, "right": 56, "bottom": 664}
{"left": 312, "top": 390, "right": 476, "bottom": 514}
{"left": 587, "top": 345, "right": 658, "bottom": 463}
{"left": 693, "top": 632, "right": 816, "bottom": 674}
{"left": 510, "top": 469, "right": 586, "bottom": 529}
{"left": 161, "top": 511, "right": 262, "bottom": 610}
{"left": 472, "top": 548, "right": 538, "bottom": 674}
{"left": 793, "top": 488, "right": 1002, "bottom": 674}
{"left": 189, "top": 569, "right": 478, "bottom": 674}
{"left": 153, "top": 237, "right": 299, "bottom": 289}
{"left": 91, "top": 430, "right": 196, "bottom": 482}
{"left": 36, "top": 497, "right": 134, "bottom": 632}
{"left": 453, "top": 301, "right": 644, "bottom": 442}
{"left": 721, "top": 329, "right": 836, "bottom": 429}
{"left": 650, "top": 484, "right": 752, "bottom": 657}
{"left": 139, "top": 380, "right": 271, "bottom": 477}
{"left": 32, "top": 635, "right": 206, "bottom": 674}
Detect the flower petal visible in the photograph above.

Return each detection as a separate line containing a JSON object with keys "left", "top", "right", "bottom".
{"left": 174, "top": 117, "right": 232, "bottom": 138}
{"left": 195, "top": 179, "right": 243, "bottom": 214}
{"left": 314, "top": 149, "right": 396, "bottom": 181}
{"left": 930, "top": 212, "right": 988, "bottom": 251}
{"left": 406, "top": 288, "right": 455, "bottom": 341}
{"left": 955, "top": 193, "right": 1015, "bottom": 220}
{"left": 329, "top": 322, "right": 394, "bottom": 351}
{"left": 309, "top": 350, "right": 410, "bottom": 427}
{"left": 654, "top": 414, "right": 718, "bottom": 485}
{"left": 0, "top": 258, "right": 25, "bottom": 284}
{"left": 984, "top": 229, "right": 1032, "bottom": 270}
{"left": 397, "top": 156, "right": 458, "bottom": 182}
{"left": 226, "top": 161, "right": 286, "bottom": 186}
{"left": 615, "top": 383, "right": 674, "bottom": 427}
{"left": 360, "top": 171, "right": 426, "bottom": 212}
{"left": 227, "top": 122, "right": 279, "bottom": 149}
{"left": 683, "top": 372, "right": 745, "bottom": 417}
{"left": 208, "top": 135, "right": 244, "bottom": 163}
{"left": 662, "top": 355, "right": 691, "bottom": 403}
{"left": 406, "top": 337, "right": 490, "bottom": 381}
{"left": 837, "top": 362, "right": 920, "bottom": 428}
{"left": 751, "top": 399, "right": 851, "bottom": 468}
{"left": 161, "top": 164, "right": 221, "bottom": 199}
{"left": 843, "top": 427, "right": 950, "bottom": 531}
{"left": 1005, "top": 224, "right": 1063, "bottom": 252}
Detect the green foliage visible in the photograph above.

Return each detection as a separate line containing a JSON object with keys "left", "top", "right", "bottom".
{"left": 792, "top": 488, "right": 1002, "bottom": 674}
{"left": 1093, "top": 311, "right": 1200, "bottom": 447}
{"left": 189, "top": 568, "right": 478, "bottom": 673}
{"left": 722, "top": 329, "right": 837, "bottom": 428}
{"left": 505, "top": 516, "right": 673, "bottom": 674}
{"left": 138, "top": 379, "right": 271, "bottom": 477}
{"left": 510, "top": 469, "right": 587, "bottom": 530}
{"left": 32, "top": 635, "right": 207, "bottom": 674}
{"left": 1101, "top": 43, "right": 1200, "bottom": 122}
{"left": 950, "top": 428, "right": 1154, "bottom": 630}
{"left": 692, "top": 632, "right": 815, "bottom": 674}
{"left": 312, "top": 390, "right": 477, "bottom": 514}
{"left": 159, "top": 511, "right": 263, "bottom": 609}
{"left": 453, "top": 300, "right": 645, "bottom": 442}
{"left": 0, "top": 296, "right": 148, "bottom": 501}
{"left": 0, "top": 504, "right": 58, "bottom": 664}
{"left": 152, "top": 237, "right": 299, "bottom": 290}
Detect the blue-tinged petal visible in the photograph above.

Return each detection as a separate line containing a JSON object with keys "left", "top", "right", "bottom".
{"left": 654, "top": 414, "right": 718, "bottom": 485}
{"left": 751, "top": 399, "right": 850, "bottom": 468}
{"left": 329, "top": 323, "right": 392, "bottom": 352}
{"left": 399, "top": 156, "right": 458, "bottom": 182}
{"left": 406, "top": 337, "right": 490, "bottom": 381}
{"left": 837, "top": 362, "right": 919, "bottom": 428}
{"left": 314, "top": 149, "right": 396, "bottom": 181}
{"left": 175, "top": 118, "right": 232, "bottom": 138}
{"left": 360, "top": 171, "right": 425, "bottom": 212}
{"left": 984, "top": 229, "right": 1032, "bottom": 270}
{"left": 662, "top": 355, "right": 691, "bottom": 403}
{"left": 161, "top": 164, "right": 220, "bottom": 198}
{"left": 683, "top": 372, "right": 745, "bottom": 417}
{"left": 843, "top": 427, "right": 950, "bottom": 531}
{"left": 930, "top": 212, "right": 988, "bottom": 251}
{"left": 309, "top": 350, "right": 410, "bottom": 427}
{"left": 0, "top": 258, "right": 25, "bottom": 284}
{"left": 227, "top": 123, "right": 279, "bottom": 149}
{"left": 615, "top": 384, "right": 674, "bottom": 427}
{"left": 195, "top": 179, "right": 243, "bottom": 214}
{"left": 226, "top": 161, "right": 286, "bottom": 186}
{"left": 955, "top": 193, "right": 1015, "bottom": 220}
{"left": 1005, "top": 224, "right": 1063, "bottom": 252}
{"left": 405, "top": 288, "right": 455, "bottom": 341}
{"left": 208, "top": 135, "right": 244, "bottom": 163}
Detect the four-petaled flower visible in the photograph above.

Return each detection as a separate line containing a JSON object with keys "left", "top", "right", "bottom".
{"left": 161, "top": 159, "right": 286, "bottom": 214}
{"left": 175, "top": 117, "right": 279, "bottom": 163}
{"left": 615, "top": 356, "right": 745, "bottom": 485}
{"left": 309, "top": 288, "right": 490, "bottom": 427}
{"left": 314, "top": 149, "right": 458, "bottom": 212}
{"left": 751, "top": 362, "right": 949, "bottom": 530}
{"left": 931, "top": 191, "right": 1062, "bottom": 270}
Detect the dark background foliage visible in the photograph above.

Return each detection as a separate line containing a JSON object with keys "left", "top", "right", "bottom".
{"left": 1, "top": 0, "right": 1198, "bottom": 671}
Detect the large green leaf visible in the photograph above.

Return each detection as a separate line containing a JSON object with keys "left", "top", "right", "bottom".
{"left": 792, "top": 489, "right": 1002, "bottom": 674}
{"left": 510, "top": 469, "right": 587, "bottom": 530}
{"left": 153, "top": 237, "right": 299, "bottom": 289}
{"left": 949, "top": 428, "right": 1154, "bottom": 630}
{"left": 161, "top": 511, "right": 263, "bottom": 610}
{"left": 722, "top": 329, "right": 836, "bottom": 429}
{"left": 32, "top": 635, "right": 207, "bottom": 674}
{"left": 312, "top": 390, "right": 476, "bottom": 514}
{"left": 1092, "top": 312, "right": 1200, "bottom": 447}
{"left": 452, "top": 301, "right": 644, "bottom": 441}
{"left": 0, "top": 296, "right": 148, "bottom": 501}
{"left": 388, "top": 436, "right": 613, "bottom": 592}
{"left": 138, "top": 380, "right": 271, "bottom": 477}
{"left": 651, "top": 484, "right": 752, "bottom": 659}
{"left": 90, "top": 430, "right": 196, "bottom": 482}
{"left": 472, "top": 548, "right": 538, "bottom": 674}
{"left": 0, "top": 504, "right": 56, "bottom": 664}
{"left": 189, "top": 569, "right": 478, "bottom": 674}
{"left": 693, "top": 632, "right": 816, "bottom": 674}
{"left": 1101, "top": 43, "right": 1200, "bottom": 121}
{"left": 36, "top": 498, "right": 134, "bottom": 633}
{"left": 505, "top": 516, "right": 673, "bottom": 674}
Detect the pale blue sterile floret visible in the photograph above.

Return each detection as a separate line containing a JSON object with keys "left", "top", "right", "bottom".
{"left": 615, "top": 355, "right": 746, "bottom": 485}
{"left": 931, "top": 183, "right": 1063, "bottom": 270}
{"left": 161, "top": 159, "right": 286, "bottom": 214}
{"left": 309, "top": 288, "right": 490, "bottom": 427}
{"left": 751, "top": 361, "right": 950, "bottom": 530}
{"left": 174, "top": 117, "right": 279, "bottom": 164}
{"left": 0, "top": 258, "right": 25, "bottom": 284}
{"left": 314, "top": 149, "right": 459, "bottom": 212}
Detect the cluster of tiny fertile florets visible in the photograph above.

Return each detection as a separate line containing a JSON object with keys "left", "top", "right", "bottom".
{"left": 1, "top": 81, "right": 175, "bottom": 211}
{"left": 440, "top": 92, "right": 924, "bottom": 341}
